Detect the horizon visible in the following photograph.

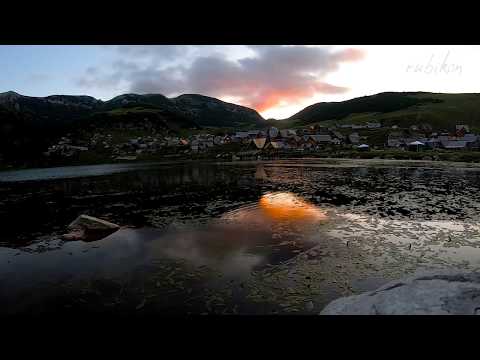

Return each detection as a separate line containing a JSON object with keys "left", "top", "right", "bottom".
{"left": 4, "top": 89, "right": 480, "bottom": 121}
{"left": 1, "top": 45, "right": 478, "bottom": 119}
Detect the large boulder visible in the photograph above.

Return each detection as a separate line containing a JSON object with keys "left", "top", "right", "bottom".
{"left": 320, "top": 272, "right": 480, "bottom": 315}
{"left": 63, "top": 215, "right": 120, "bottom": 242}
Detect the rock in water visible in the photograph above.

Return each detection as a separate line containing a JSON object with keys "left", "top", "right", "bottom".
{"left": 65, "top": 215, "right": 120, "bottom": 242}
{"left": 320, "top": 272, "right": 480, "bottom": 315}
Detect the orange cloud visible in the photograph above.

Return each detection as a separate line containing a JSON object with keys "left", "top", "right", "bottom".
{"left": 248, "top": 82, "right": 349, "bottom": 113}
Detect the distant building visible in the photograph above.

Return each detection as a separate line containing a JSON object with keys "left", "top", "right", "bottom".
{"left": 348, "top": 132, "right": 360, "bottom": 144}
{"left": 310, "top": 134, "right": 332, "bottom": 144}
{"left": 460, "top": 133, "right": 477, "bottom": 143}
{"left": 366, "top": 122, "right": 381, "bottom": 129}
{"left": 352, "top": 124, "right": 366, "bottom": 130}
{"left": 424, "top": 138, "right": 441, "bottom": 149}
{"left": 268, "top": 127, "right": 279, "bottom": 138}
{"left": 456, "top": 124, "right": 470, "bottom": 133}
{"left": 442, "top": 140, "right": 467, "bottom": 149}
{"left": 253, "top": 137, "right": 267, "bottom": 149}
{"left": 331, "top": 131, "right": 343, "bottom": 138}
{"left": 235, "top": 131, "right": 249, "bottom": 139}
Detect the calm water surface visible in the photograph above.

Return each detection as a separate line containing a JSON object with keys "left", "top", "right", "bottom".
{"left": 2, "top": 159, "right": 480, "bottom": 314}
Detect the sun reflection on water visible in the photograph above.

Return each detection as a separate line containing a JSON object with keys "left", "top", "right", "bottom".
{"left": 258, "top": 192, "right": 328, "bottom": 223}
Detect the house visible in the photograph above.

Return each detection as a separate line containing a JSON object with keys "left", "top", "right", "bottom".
{"left": 269, "top": 140, "right": 285, "bottom": 149}
{"left": 442, "top": 140, "right": 467, "bottom": 150}
{"left": 460, "top": 133, "right": 478, "bottom": 143}
{"left": 253, "top": 137, "right": 267, "bottom": 149}
{"left": 279, "top": 129, "right": 297, "bottom": 138}
{"left": 387, "top": 138, "right": 402, "bottom": 148}
{"left": 332, "top": 131, "right": 345, "bottom": 141}
{"left": 424, "top": 138, "right": 441, "bottom": 149}
{"left": 352, "top": 124, "right": 366, "bottom": 130}
{"left": 310, "top": 134, "right": 332, "bottom": 144}
{"left": 366, "top": 122, "right": 381, "bottom": 129}
{"left": 348, "top": 132, "right": 360, "bottom": 144}
{"left": 234, "top": 131, "right": 249, "bottom": 139}
{"left": 268, "top": 127, "right": 279, "bottom": 138}
{"left": 286, "top": 137, "right": 299, "bottom": 149}
{"left": 456, "top": 125, "right": 470, "bottom": 133}
{"left": 408, "top": 141, "right": 425, "bottom": 151}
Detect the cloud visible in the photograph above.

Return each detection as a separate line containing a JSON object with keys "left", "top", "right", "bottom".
{"left": 76, "top": 45, "right": 365, "bottom": 113}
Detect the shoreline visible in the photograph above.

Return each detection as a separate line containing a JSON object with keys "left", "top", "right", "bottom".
{"left": 5, "top": 147, "right": 480, "bottom": 172}
{"left": 4, "top": 156, "right": 480, "bottom": 182}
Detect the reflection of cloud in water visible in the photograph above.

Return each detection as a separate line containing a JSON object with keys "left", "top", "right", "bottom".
{"left": 138, "top": 192, "right": 329, "bottom": 276}
{"left": 0, "top": 191, "right": 331, "bottom": 288}
{"left": 148, "top": 227, "right": 265, "bottom": 276}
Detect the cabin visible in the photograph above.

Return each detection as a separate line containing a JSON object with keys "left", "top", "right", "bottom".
{"left": 352, "top": 124, "right": 366, "bottom": 130}
{"left": 253, "top": 137, "right": 267, "bottom": 149}
{"left": 442, "top": 140, "right": 467, "bottom": 150}
{"left": 310, "top": 134, "right": 332, "bottom": 144}
{"left": 366, "top": 122, "right": 381, "bottom": 129}
{"left": 456, "top": 125, "right": 470, "bottom": 133}
{"left": 268, "top": 127, "right": 279, "bottom": 138}
{"left": 408, "top": 141, "right": 425, "bottom": 152}
{"left": 332, "top": 131, "right": 345, "bottom": 142}
{"left": 348, "top": 133, "right": 360, "bottom": 144}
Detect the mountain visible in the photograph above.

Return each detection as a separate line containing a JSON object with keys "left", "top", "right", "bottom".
{"left": 281, "top": 92, "right": 480, "bottom": 131}
{"left": 171, "top": 94, "right": 265, "bottom": 128}
{"left": 101, "top": 93, "right": 265, "bottom": 128}
{"left": 0, "top": 91, "right": 266, "bottom": 163}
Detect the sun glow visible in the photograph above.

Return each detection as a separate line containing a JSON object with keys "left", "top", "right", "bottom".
{"left": 258, "top": 192, "right": 328, "bottom": 222}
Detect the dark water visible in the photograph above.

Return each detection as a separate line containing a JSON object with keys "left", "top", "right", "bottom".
{"left": 2, "top": 159, "right": 480, "bottom": 315}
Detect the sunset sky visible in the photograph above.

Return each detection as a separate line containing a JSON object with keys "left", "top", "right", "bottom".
{"left": 1, "top": 45, "right": 479, "bottom": 119}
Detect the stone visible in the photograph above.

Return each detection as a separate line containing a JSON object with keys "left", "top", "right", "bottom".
{"left": 65, "top": 215, "right": 120, "bottom": 242}
{"left": 320, "top": 271, "right": 480, "bottom": 315}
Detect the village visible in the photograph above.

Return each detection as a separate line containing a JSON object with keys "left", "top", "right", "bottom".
{"left": 43, "top": 121, "right": 480, "bottom": 162}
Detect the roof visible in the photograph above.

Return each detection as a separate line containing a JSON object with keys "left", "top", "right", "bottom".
{"left": 310, "top": 135, "right": 332, "bottom": 143}
{"left": 461, "top": 134, "right": 478, "bottom": 142}
{"left": 235, "top": 132, "right": 249, "bottom": 138}
{"left": 253, "top": 137, "right": 267, "bottom": 149}
{"left": 443, "top": 141, "right": 467, "bottom": 149}
{"left": 270, "top": 141, "right": 285, "bottom": 149}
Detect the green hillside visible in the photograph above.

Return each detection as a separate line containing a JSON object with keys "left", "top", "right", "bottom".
{"left": 280, "top": 92, "right": 480, "bottom": 132}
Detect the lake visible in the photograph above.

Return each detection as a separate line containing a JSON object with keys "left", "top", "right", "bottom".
{"left": 2, "top": 158, "right": 480, "bottom": 315}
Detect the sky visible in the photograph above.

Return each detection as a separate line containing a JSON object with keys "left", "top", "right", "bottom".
{"left": 0, "top": 45, "right": 479, "bottom": 119}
